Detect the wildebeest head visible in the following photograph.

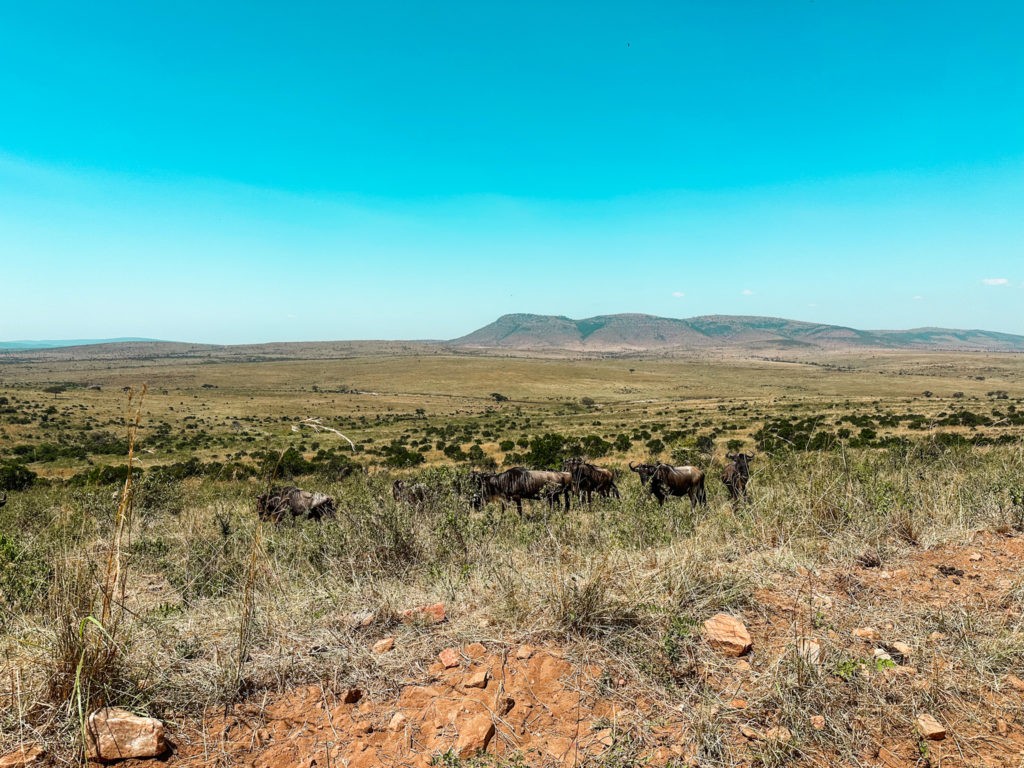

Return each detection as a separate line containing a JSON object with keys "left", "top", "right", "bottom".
{"left": 725, "top": 452, "right": 754, "bottom": 478}
{"left": 629, "top": 462, "right": 659, "bottom": 486}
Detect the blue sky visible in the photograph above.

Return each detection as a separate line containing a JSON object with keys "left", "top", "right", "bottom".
{"left": 1, "top": 1, "right": 1022, "bottom": 343}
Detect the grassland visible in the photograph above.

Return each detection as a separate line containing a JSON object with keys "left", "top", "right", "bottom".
{"left": 1, "top": 346, "right": 1024, "bottom": 766}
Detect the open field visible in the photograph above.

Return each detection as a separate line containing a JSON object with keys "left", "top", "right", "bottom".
{"left": 2, "top": 346, "right": 1024, "bottom": 767}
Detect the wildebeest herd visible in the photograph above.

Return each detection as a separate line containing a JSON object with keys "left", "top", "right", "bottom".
{"left": 253, "top": 454, "right": 755, "bottom": 523}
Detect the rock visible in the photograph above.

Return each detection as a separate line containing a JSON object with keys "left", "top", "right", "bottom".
{"left": 765, "top": 726, "right": 792, "bottom": 744}
{"left": 0, "top": 745, "right": 45, "bottom": 768}
{"left": 873, "top": 648, "right": 893, "bottom": 663}
{"left": 795, "top": 637, "right": 822, "bottom": 664}
{"left": 464, "top": 642, "right": 486, "bottom": 659}
{"left": 497, "top": 696, "right": 515, "bottom": 715}
{"left": 389, "top": 712, "right": 408, "bottom": 731}
{"left": 464, "top": 668, "right": 489, "bottom": 689}
{"left": 455, "top": 714, "right": 495, "bottom": 757}
{"left": 515, "top": 645, "right": 535, "bottom": 660}
{"left": 852, "top": 627, "right": 880, "bottom": 642}
{"left": 729, "top": 699, "right": 748, "bottom": 709}
{"left": 969, "top": 552, "right": 982, "bottom": 561}
{"left": 734, "top": 659, "right": 752, "bottom": 672}
{"left": 1005, "top": 674, "right": 1024, "bottom": 692}
{"left": 739, "top": 725, "right": 761, "bottom": 740}
{"left": 438, "top": 647, "right": 461, "bottom": 668}
{"left": 342, "top": 688, "right": 363, "bottom": 704}
{"left": 916, "top": 713, "right": 946, "bottom": 740}
{"left": 86, "top": 708, "right": 167, "bottom": 761}
{"left": 703, "top": 613, "right": 752, "bottom": 657}
{"left": 372, "top": 637, "right": 395, "bottom": 654}
{"left": 996, "top": 718, "right": 1008, "bottom": 736}
{"left": 350, "top": 611, "right": 375, "bottom": 627}
{"left": 810, "top": 715, "right": 825, "bottom": 731}
{"left": 399, "top": 602, "right": 446, "bottom": 624}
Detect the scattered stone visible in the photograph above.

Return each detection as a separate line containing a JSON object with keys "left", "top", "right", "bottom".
{"left": 464, "top": 642, "right": 487, "bottom": 659}
{"left": 703, "top": 613, "right": 752, "bottom": 657}
{"left": 765, "top": 726, "right": 792, "bottom": 744}
{"left": 734, "top": 659, "right": 752, "bottom": 672}
{"left": 399, "top": 602, "right": 446, "bottom": 624}
{"left": 729, "top": 699, "right": 748, "bottom": 710}
{"left": 916, "top": 713, "right": 946, "bottom": 741}
{"left": 464, "top": 668, "right": 490, "bottom": 689}
{"left": 795, "top": 637, "right": 822, "bottom": 664}
{"left": 996, "top": 718, "right": 1008, "bottom": 736}
{"left": 86, "top": 708, "right": 167, "bottom": 761}
{"left": 1005, "top": 674, "right": 1024, "bottom": 692}
{"left": 388, "top": 712, "right": 408, "bottom": 732}
{"left": 969, "top": 552, "right": 982, "bottom": 561}
{"left": 852, "top": 627, "right": 880, "bottom": 642}
{"left": 928, "top": 632, "right": 947, "bottom": 643}
{"left": 0, "top": 745, "right": 45, "bottom": 768}
{"left": 455, "top": 714, "right": 495, "bottom": 757}
{"left": 438, "top": 647, "right": 461, "bottom": 668}
{"left": 739, "top": 725, "right": 761, "bottom": 741}
{"left": 342, "top": 688, "right": 363, "bottom": 704}
{"left": 372, "top": 637, "right": 395, "bottom": 654}
{"left": 810, "top": 715, "right": 826, "bottom": 731}
{"left": 515, "top": 645, "right": 535, "bottom": 660}
{"left": 873, "top": 648, "right": 893, "bottom": 663}
{"left": 497, "top": 696, "right": 515, "bottom": 715}
{"left": 350, "top": 611, "right": 375, "bottom": 627}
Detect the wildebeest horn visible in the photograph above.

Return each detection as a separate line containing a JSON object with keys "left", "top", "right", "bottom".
{"left": 628, "top": 461, "right": 638, "bottom": 470}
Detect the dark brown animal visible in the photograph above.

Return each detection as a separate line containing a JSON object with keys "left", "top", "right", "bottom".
{"left": 630, "top": 462, "right": 707, "bottom": 508}
{"left": 563, "top": 458, "right": 619, "bottom": 505}
{"left": 470, "top": 467, "right": 571, "bottom": 516}
{"left": 256, "top": 486, "right": 336, "bottom": 523}
{"left": 392, "top": 479, "right": 431, "bottom": 507}
{"left": 722, "top": 452, "right": 754, "bottom": 502}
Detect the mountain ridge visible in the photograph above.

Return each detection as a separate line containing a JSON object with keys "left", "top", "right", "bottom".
{"left": 451, "top": 313, "right": 1024, "bottom": 352}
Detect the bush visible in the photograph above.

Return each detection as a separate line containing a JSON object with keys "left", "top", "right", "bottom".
{"left": 0, "top": 461, "right": 36, "bottom": 491}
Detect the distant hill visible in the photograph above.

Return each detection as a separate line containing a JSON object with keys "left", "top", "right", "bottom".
{"left": 451, "top": 313, "right": 1024, "bottom": 353}
{"left": 0, "top": 337, "right": 161, "bottom": 351}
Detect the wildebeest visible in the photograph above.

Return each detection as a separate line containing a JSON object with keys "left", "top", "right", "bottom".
{"left": 392, "top": 479, "right": 431, "bottom": 508}
{"left": 256, "top": 486, "right": 336, "bottom": 523}
{"left": 629, "top": 462, "right": 707, "bottom": 508}
{"left": 470, "top": 467, "right": 571, "bottom": 516}
{"left": 562, "top": 458, "right": 620, "bottom": 505}
{"left": 722, "top": 452, "right": 754, "bottom": 502}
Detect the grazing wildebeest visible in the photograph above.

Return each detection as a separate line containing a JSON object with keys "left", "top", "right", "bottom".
{"left": 392, "top": 479, "right": 431, "bottom": 508}
{"left": 563, "top": 458, "right": 620, "bottom": 505}
{"left": 256, "top": 486, "right": 336, "bottom": 523}
{"left": 470, "top": 467, "right": 571, "bottom": 516}
{"left": 722, "top": 452, "right": 754, "bottom": 502}
{"left": 629, "top": 462, "right": 707, "bottom": 508}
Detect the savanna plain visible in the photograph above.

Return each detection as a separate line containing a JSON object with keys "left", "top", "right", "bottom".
{"left": 2, "top": 345, "right": 1024, "bottom": 767}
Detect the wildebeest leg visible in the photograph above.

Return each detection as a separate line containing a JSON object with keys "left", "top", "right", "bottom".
{"left": 563, "top": 487, "right": 571, "bottom": 513}
{"left": 515, "top": 498, "right": 524, "bottom": 517}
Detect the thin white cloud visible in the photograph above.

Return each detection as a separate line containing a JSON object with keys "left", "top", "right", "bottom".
{"left": 671, "top": 291, "right": 685, "bottom": 298}
{"left": 982, "top": 277, "right": 1009, "bottom": 286}
{"left": 913, "top": 295, "right": 923, "bottom": 300}
{"left": 741, "top": 289, "right": 754, "bottom": 296}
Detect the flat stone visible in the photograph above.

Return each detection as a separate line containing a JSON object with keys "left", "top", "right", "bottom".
{"left": 463, "top": 642, "right": 487, "bottom": 659}
{"left": 438, "top": 647, "right": 461, "bottom": 668}
{"left": 389, "top": 712, "right": 408, "bottom": 731}
{"left": 0, "top": 745, "right": 45, "bottom": 768}
{"left": 852, "top": 627, "right": 880, "bottom": 642}
{"left": 86, "top": 708, "right": 166, "bottom": 761}
{"left": 455, "top": 714, "right": 495, "bottom": 757}
{"left": 703, "top": 613, "right": 752, "bottom": 657}
{"left": 916, "top": 713, "right": 946, "bottom": 740}
{"left": 372, "top": 637, "right": 395, "bottom": 654}
{"left": 464, "top": 668, "right": 489, "bottom": 689}
{"left": 810, "top": 715, "right": 825, "bottom": 731}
